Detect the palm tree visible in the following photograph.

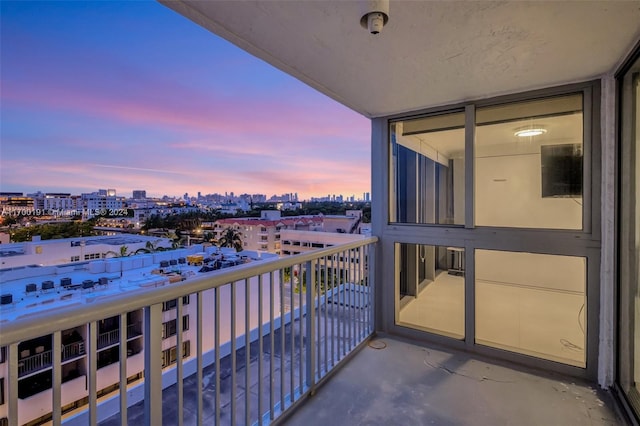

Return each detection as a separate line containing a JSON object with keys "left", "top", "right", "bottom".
{"left": 104, "top": 245, "right": 129, "bottom": 258}
{"left": 203, "top": 232, "right": 216, "bottom": 244}
{"left": 217, "top": 228, "right": 243, "bottom": 252}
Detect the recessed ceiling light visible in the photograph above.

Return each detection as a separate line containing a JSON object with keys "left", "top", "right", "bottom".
{"left": 514, "top": 127, "right": 547, "bottom": 137}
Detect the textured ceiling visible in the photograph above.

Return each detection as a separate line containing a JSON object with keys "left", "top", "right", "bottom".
{"left": 161, "top": 1, "right": 640, "bottom": 118}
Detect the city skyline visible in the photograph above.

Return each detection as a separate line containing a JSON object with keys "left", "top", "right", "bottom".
{"left": 0, "top": 1, "right": 371, "bottom": 200}
{"left": 1, "top": 187, "right": 370, "bottom": 203}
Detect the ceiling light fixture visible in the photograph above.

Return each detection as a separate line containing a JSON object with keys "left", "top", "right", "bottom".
{"left": 514, "top": 127, "right": 547, "bottom": 137}
{"left": 360, "top": 0, "right": 389, "bottom": 35}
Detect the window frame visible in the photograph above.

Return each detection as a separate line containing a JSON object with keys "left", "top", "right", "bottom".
{"left": 375, "top": 80, "right": 602, "bottom": 381}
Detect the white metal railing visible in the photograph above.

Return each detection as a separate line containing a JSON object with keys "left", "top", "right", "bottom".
{"left": 0, "top": 237, "right": 377, "bottom": 426}
{"left": 62, "top": 340, "right": 85, "bottom": 361}
{"left": 97, "top": 329, "right": 119, "bottom": 349}
{"left": 17, "top": 350, "right": 51, "bottom": 377}
{"left": 16, "top": 341, "right": 86, "bottom": 377}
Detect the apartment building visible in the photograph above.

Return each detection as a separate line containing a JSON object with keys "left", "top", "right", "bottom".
{"left": 0, "top": 194, "right": 33, "bottom": 216}
{"left": 0, "top": 235, "right": 172, "bottom": 269}
{"left": 209, "top": 211, "right": 322, "bottom": 255}
{"left": 0, "top": 243, "right": 278, "bottom": 425}
{"left": 280, "top": 229, "right": 365, "bottom": 256}
{"left": 210, "top": 210, "right": 365, "bottom": 254}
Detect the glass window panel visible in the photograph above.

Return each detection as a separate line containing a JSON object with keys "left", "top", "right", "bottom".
{"left": 475, "top": 249, "right": 586, "bottom": 367}
{"left": 390, "top": 112, "right": 465, "bottom": 224}
{"left": 619, "top": 56, "right": 640, "bottom": 416}
{"left": 474, "top": 94, "right": 583, "bottom": 229}
{"left": 395, "top": 243, "right": 464, "bottom": 339}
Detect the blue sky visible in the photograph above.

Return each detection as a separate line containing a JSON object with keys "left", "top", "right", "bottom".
{"left": 0, "top": 1, "right": 370, "bottom": 199}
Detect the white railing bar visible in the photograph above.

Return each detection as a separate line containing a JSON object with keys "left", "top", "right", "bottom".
{"left": 119, "top": 312, "right": 128, "bottom": 426}
{"left": 330, "top": 256, "right": 335, "bottom": 369}
{"left": 289, "top": 265, "right": 294, "bottom": 406}
{"left": 88, "top": 321, "right": 97, "bottom": 426}
{"left": 339, "top": 251, "right": 344, "bottom": 359}
{"left": 279, "top": 269, "right": 285, "bottom": 413}
{"left": 324, "top": 258, "right": 328, "bottom": 373}
{"left": 348, "top": 250, "right": 353, "bottom": 352}
{"left": 305, "top": 259, "right": 316, "bottom": 392}
{"left": 230, "top": 282, "right": 237, "bottom": 426}
{"left": 358, "top": 247, "right": 362, "bottom": 341}
{"left": 196, "top": 291, "right": 203, "bottom": 426}
{"left": 370, "top": 244, "right": 375, "bottom": 332}
{"left": 52, "top": 331, "right": 61, "bottom": 425}
{"left": 316, "top": 260, "right": 322, "bottom": 381}
{"left": 176, "top": 296, "right": 184, "bottom": 426}
{"left": 258, "top": 273, "right": 264, "bottom": 426}
{"left": 244, "top": 277, "right": 251, "bottom": 426}
{"left": 0, "top": 237, "right": 377, "bottom": 347}
{"left": 8, "top": 343, "right": 18, "bottom": 426}
{"left": 214, "top": 286, "right": 221, "bottom": 426}
{"left": 143, "top": 304, "right": 162, "bottom": 426}
{"left": 269, "top": 271, "right": 275, "bottom": 422}
{"left": 298, "top": 262, "right": 303, "bottom": 394}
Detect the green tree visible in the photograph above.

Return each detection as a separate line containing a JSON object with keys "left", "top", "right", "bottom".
{"left": 105, "top": 245, "right": 129, "bottom": 258}
{"left": 203, "top": 232, "right": 216, "bottom": 244}
{"left": 218, "top": 228, "right": 243, "bottom": 252}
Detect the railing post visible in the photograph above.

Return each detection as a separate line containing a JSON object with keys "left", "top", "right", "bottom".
{"left": 119, "top": 313, "right": 128, "bottom": 426}
{"left": 305, "top": 259, "right": 316, "bottom": 392}
{"left": 8, "top": 343, "right": 18, "bottom": 426}
{"left": 88, "top": 321, "right": 98, "bottom": 425}
{"left": 52, "top": 331, "right": 61, "bottom": 425}
{"left": 144, "top": 303, "right": 163, "bottom": 426}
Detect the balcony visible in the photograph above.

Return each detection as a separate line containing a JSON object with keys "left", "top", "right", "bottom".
{"left": 0, "top": 237, "right": 625, "bottom": 425}
{"left": 17, "top": 341, "right": 85, "bottom": 377}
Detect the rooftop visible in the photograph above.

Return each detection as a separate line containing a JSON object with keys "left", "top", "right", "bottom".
{"left": 0, "top": 246, "right": 275, "bottom": 322}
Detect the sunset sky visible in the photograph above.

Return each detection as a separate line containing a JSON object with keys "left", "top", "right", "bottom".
{"left": 0, "top": 1, "right": 371, "bottom": 200}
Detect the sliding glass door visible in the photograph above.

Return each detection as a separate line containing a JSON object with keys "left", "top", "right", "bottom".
{"left": 618, "top": 50, "right": 640, "bottom": 420}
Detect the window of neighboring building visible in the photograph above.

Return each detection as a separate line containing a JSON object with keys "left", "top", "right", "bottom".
{"left": 162, "top": 341, "right": 191, "bottom": 368}
{"left": 162, "top": 295, "right": 190, "bottom": 311}
{"left": 0, "top": 377, "right": 4, "bottom": 405}
{"left": 162, "top": 315, "right": 189, "bottom": 339}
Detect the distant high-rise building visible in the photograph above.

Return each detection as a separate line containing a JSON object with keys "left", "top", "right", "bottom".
{"left": 132, "top": 190, "right": 147, "bottom": 199}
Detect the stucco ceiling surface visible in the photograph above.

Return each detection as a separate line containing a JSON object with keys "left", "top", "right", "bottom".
{"left": 161, "top": 1, "right": 640, "bottom": 118}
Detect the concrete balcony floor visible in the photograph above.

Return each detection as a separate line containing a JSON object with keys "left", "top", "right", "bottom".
{"left": 284, "top": 336, "right": 623, "bottom": 426}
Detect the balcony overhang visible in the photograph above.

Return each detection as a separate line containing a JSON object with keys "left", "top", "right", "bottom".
{"left": 160, "top": 1, "right": 640, "bottom": 118}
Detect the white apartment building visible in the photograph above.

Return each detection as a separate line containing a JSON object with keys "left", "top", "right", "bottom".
{"left": 0, "top": 235, "right": 172, "bottom": 269}
{"left": 80, "top": 193, "right": 125, "bottom": 218}
{"left": 211, "top": 210, "right": 366, "bottom": 255}
{"left": 280, "top": 229, "right": 365, "bottom": 256}
{"left": 0, "top": 243, "right": 279, "bottom": 425}
{"left": 43, "top": 194, "right": 77, "bottom": 213}
{"left": 210, "top": 211, "right": 323, "bottom": 255}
